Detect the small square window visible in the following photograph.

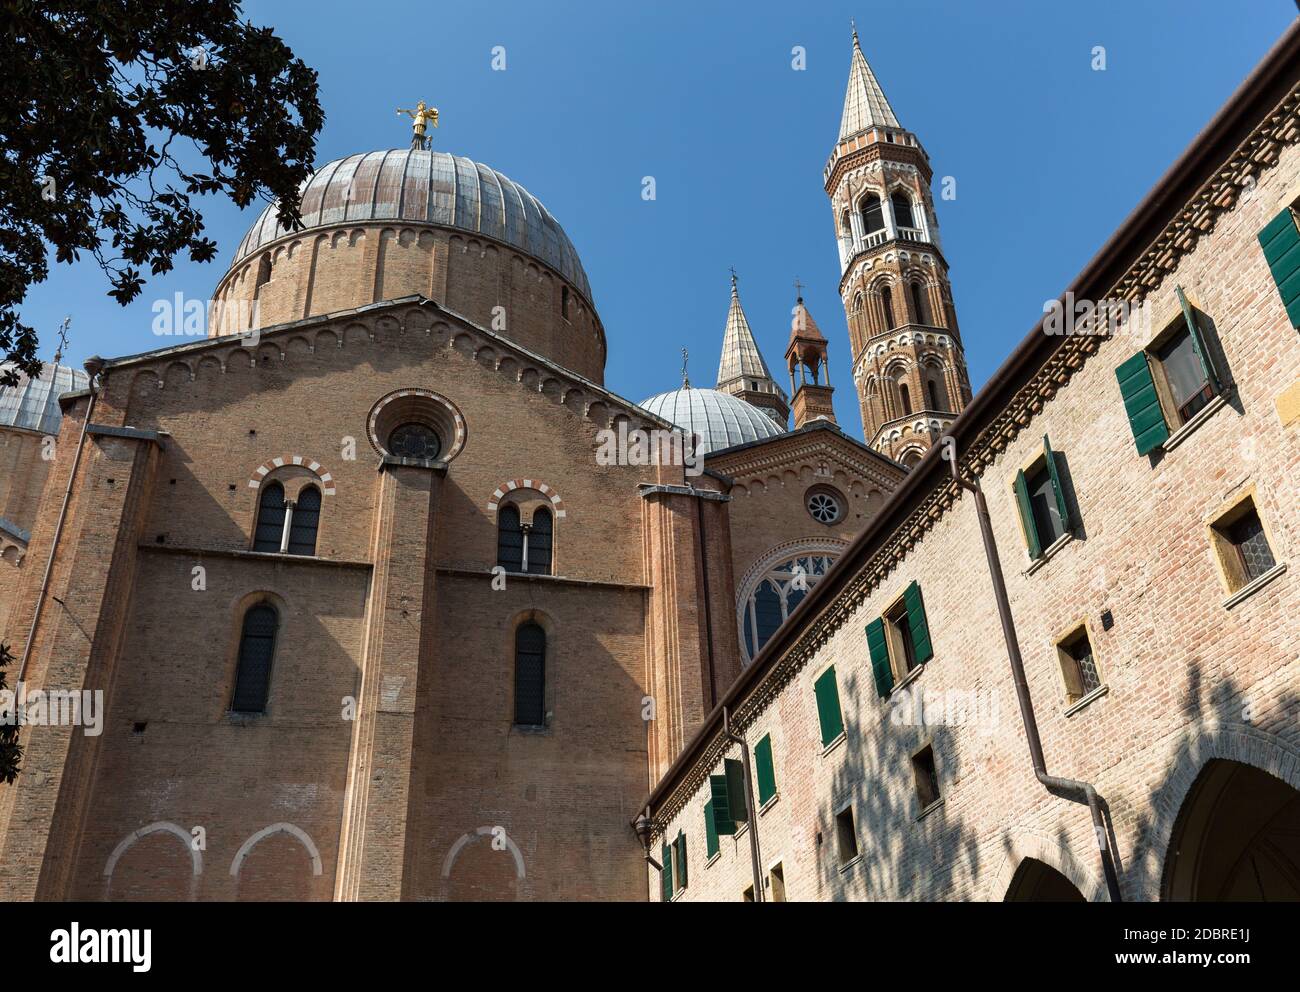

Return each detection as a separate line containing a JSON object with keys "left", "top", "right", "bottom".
{"left": 742, "top": 885, "right": 755, "bottom": 903}
{"left": 884, "top": 599, "right": 917, "bottom": 679}
{"left": 769, "top": 862, "right": 786, "bottom": 902}
{"left": 1210, "top": 497, "right": 1278, "bottom": 593}
{"left": 1056, "top": 625, "right": 1102, "bottom": 704}
{"left": 912, "top": 746, "right": 941, "bottom": 809}
{"left": 835, "top": 806, "right": 858, "bottom": 865}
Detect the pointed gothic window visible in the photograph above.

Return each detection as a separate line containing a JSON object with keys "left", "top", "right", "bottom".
{"left": 891, "top": 192, "right": 915, "bottom": 230}
{"left": 497, "top": 505, "right": 524, "bottom": 571}
{"left": 860, "top": 194, "right": 884, "bottom": 235}
{"left": 253, "top": 482, "right": 287, "bottom": 552}
{"left": 740, "top": 553, "right": 838, "bottom": 665}
{"left": 514, "top": 622, "right": 546, "bottom": 726}
{"left": 231, "top": 603, "right": 278, "bottom": 714}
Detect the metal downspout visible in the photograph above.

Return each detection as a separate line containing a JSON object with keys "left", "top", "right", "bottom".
{"left": 943, "top": 439, "right": 1123, "bottom": 902}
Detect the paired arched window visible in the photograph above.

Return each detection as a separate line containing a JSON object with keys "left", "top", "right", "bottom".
{"left": 231, "top": 603, "right": 278, "bottom": 714}
{"left": 860, "top": 193, "right": 885, "bottom": 235}
{"left": 514, "top": 622, "right": 546, "bottom": 726}
{"left": 891, "top": 192, "right": 915, "bottom": 230}
{"left": 253, "top": 481, "right": 321, "bottom": 556}
{"left": 496, "top": 504, "right": 553, "bottom": 575}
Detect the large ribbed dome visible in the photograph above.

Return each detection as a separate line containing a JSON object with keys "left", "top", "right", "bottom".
{"left": 0, "top": 362, "right": 88, "bottom": 435}
{"left": 231, "top": 149, "right": 592, "bottom": 299}
{"left": 638, "top": 387, "right": 785, "bottom": 454}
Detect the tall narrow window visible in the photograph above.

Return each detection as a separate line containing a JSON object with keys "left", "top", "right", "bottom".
{"left": 497, "top": 505, "right": 524, "bottom": 571}
{"left": 927, "top": 378, "right": 943, "bottom": 412}
{"left": 253, "top": 482, "right": 286, "bottom": 552}
{"left": 561, "top": 285, "right": 570, "bottom": 319}
{"left": 912, "top": 746, "right": 941, "bottom": 809}
{"left": 891, "top": 192, "right": 915, "bottom": 230}
{"left": 899, "top": 382, "right": 912, "bottom": 416}
{"left": 860, "top": 193, "right": 884, "bottom": 234}
{"left": 514, "top": 621, "right": 546, "bottom": 726}
{"left": 231, "top": 604, "right": 278, "bottom": 714}
{"left": 287, "top": 485, "right": 321, "bottom": 556}
{"left": 527, "top": 507, "right": 553, "bottom": 575}
{"left": 882, "top": 286, "right": 896, "bottom": 329}
{"left": 911, "top": 283, "right": 929, "bottom": 324}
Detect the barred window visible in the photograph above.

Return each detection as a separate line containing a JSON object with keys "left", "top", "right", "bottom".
{"left": 287, "top": 485, "right": 321, "bottom": 556}
{"left": 514, "top": 622, "right": 546, "bottom": 726}
{"left": 527, "top": 507, "right": 553, "bottom": 575}
{"left": 231, "top": 604, "right": 278, "bottom": 714}
{"left": 497, "top": 505, "right": 524, "bottom": 571}
{"left": 253, "top": 482, "right": 286, "bottom": 552}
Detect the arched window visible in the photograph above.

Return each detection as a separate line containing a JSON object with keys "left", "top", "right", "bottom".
{"left": 497, "top": 505, "right": 524, "bottom": 571}
{"left": 881, "top": 286, "right": 896, "bottom": 330}
{"left": 528, "top": 507, "right": 553, "bottom": 575}
{"left": 911, "top": 283, "right": 929, "bottom": 325}
{"left": 840, "top": 208, "right": 851, "bottom": 235}
{"left": 253, "top": 482, "right": 287, "bottom": 552}
{"left": 927, "top": 378, "right": 945, "bottom": 412}
{"left": 891, "top": 192, "right": 915, "bottom": 230}
{"left": 231, "top": 604, "right": 278, "bottom": 714}
{"left": 740, "top": 553, "right": 838, "bottom": 665}
{"left": 514, "top": 622, "right": 546, "bottom": 726}
{"left": 860, "top": 193, "right": 884, "bottom": 235}
{"left": 899, "top": 382, "right": 913, "bottom": 415}
{"left": 288, "top": 485, "right": 321, "bottom": 556}
{"left": 561, "top": 285, "right": 570, "bottom": 320}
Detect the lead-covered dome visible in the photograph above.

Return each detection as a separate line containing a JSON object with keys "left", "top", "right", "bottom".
{"left": 638, "top": 387, "right": 785, "bottom": 454}
{"left": 231, "top": 149, "right": 592, "bottom": 299}
{"left": 0, "top": 361, "right": 88, "bottom": 435}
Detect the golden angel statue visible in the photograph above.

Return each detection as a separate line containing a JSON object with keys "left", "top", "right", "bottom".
{"left": 396, "top": 100, "right": 439, "bottom": 150}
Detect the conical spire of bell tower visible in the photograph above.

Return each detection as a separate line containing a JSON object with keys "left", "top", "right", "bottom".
{"left": 839, "top": 24, "right": 900, "bottom": 140}
{"left": 715, "top": 271, "right": 789, "bottom": 428}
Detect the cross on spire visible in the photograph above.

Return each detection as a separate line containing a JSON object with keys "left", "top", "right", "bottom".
{"left": 53, "top": 315, "right": 71, "bottom": 365}
{"left": 681, "top": 347, "right": 691, "bottom": 388}
{"left": 793, "top": 277, "right": 805, "bottom": 301}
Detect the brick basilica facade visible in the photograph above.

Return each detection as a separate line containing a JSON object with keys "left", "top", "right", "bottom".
{"left": 1, "top": 26, "right": 1298, "bottom": 903}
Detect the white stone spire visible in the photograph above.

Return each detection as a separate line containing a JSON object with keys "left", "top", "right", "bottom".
{"left": 839, "top": 26, "right": 901, "bottom": 140}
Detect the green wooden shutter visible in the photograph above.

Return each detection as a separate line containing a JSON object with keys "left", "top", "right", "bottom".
{"left": 813, "top": 666, "right": 844, "bottom": 745}
{"left": 1043, "top": 435, "right": 1075, "bottom": 533}
{"left": 1013, "top": 469, "right": 1042, "bottom": 559}
{"left": 903, "top": 580, "right": 934, "bottom": 665}
{"left": 674, "top": 831, "right": 688, "bottom": 889}
{"left": 709, "top": 775, "right": 736, "bottom": 836}
{"left": 661, "top": 842, "right": 673, "bottom": 901}
{"left": 1258, "top": 207, "right": 1300, "bottom": 328}
{"left": 1175, "top": 285, "right": 1221, "bottom": 389}
{"left": 866, "top": 618, "right": 894, "bottom": 697}
{"left": 703, "top": 799, "right": 719, "bottom": 858}
{"left": 725, "top": 758, "right": 748, "bottom": 823}
{"left": 755, "top": 735, "right": 776, "bottom": 806}
{"left": 1115, "top": 351, "right": 1170, "bottom": 455}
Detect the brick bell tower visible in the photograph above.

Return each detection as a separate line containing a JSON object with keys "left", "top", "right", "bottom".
{"left": 785, "top": 292, "right": 837, "bottom": 428}
{"left": 826, "top": 27, "right": 972, "bottom": 467}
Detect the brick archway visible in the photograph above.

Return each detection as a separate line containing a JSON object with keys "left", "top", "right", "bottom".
{"left": 987, "top": 828, "right": 1105, "bottom": 902}
{"left": 486, "top": 478, "right": 566, "bottom": 519}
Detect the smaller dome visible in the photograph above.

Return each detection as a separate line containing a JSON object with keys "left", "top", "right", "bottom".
{"left": 0, "top": 362, "right": 89, "bottom": 435}
{"left": 638, "top": 387, "right": 785, "bottom": 454}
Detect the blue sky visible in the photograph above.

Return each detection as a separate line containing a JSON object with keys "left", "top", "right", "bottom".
{"left": 21, "top": 0, "right": 1296, "bottom": 439}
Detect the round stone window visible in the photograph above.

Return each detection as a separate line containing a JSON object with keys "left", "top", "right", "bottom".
{"left": 388, "top": 422, "right": 442, "bottom": 461}
{"left": 806, "top": 488, "right": 844, "bottom": 525}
